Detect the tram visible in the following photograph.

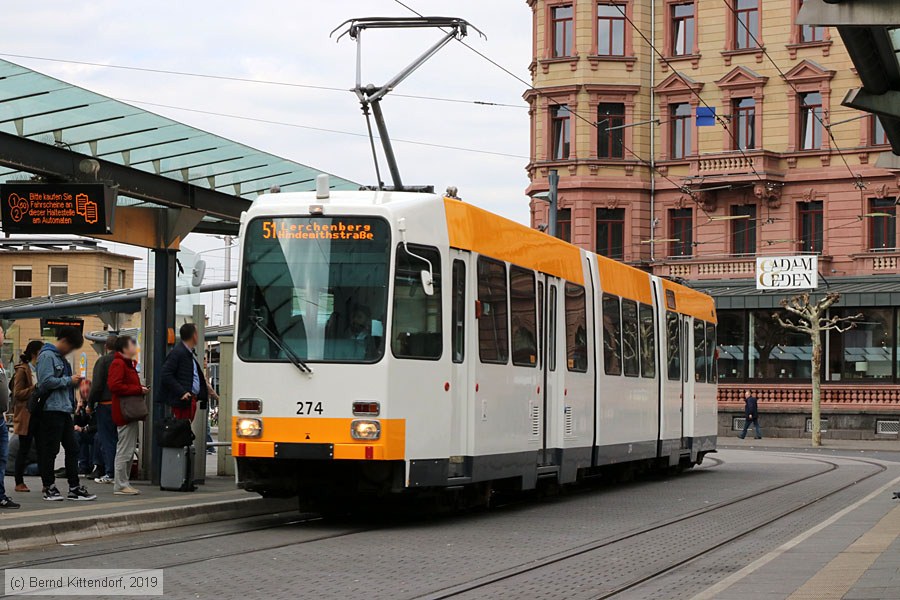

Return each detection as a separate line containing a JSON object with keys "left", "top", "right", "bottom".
{"left": 231, "top": 177, "right": 717, "bottom": 506}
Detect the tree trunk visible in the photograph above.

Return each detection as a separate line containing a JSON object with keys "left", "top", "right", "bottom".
{"left": 810, "top": 328, "right": 822, "bottom": 447}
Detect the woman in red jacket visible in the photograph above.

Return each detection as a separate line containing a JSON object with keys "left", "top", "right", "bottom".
{"left": 107, "top": 336, "right": 148, "bottom": 495}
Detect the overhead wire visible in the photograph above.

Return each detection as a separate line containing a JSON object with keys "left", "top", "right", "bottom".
{"left": 0, "top": 52, "right": 526, "bottom": 109}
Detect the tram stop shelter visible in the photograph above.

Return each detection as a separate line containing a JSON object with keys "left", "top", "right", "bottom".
{"left": 0, "top": 57, "right": 358, "bottom": 481}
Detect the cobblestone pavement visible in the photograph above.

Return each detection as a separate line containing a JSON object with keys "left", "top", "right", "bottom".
{"left": 5, "top": 449, "right": 900, "bottom": 600}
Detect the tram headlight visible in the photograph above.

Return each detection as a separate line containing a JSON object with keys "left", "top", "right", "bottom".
{"left": 236, "top": 418, "right": 263, "bottom": 438}
{"left": 350, "top": 419, "right": 381, "bottom": 440}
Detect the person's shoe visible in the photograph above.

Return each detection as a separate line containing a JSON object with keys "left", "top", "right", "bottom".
{"left": 113, "top": 486, "right": 141, "bottom": 495}
{"left": 892, "top": 491, "right": 900, "bottom": 500}
{"left": 94, "top": 475, "right": 113, "bottom": 484}
{"left": 67, "top": 486, "right": 97, "bottom": 501}
{"left": 87, "top": 467, "right": 102, "bottom": 480}
{"left": 737, "top": 435, "right": 745, "bottom": 439}
{"left": 43, "top": 486, "right": 64, "bottom": 501}
{"left": 0, "top": 497, "right": 21, "bottom": 509}
{"left": 14, "top": 483, "right": 30, "bottom": 493}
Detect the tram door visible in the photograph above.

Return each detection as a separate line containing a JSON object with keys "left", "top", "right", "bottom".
{"left": 539, "top": 275, "right": 560, "bottom": 466}
{"left": 681, "top": 316, "right": 691, "bottom": 449}
{"left": 449, "top": 251, "right": 473, "bottom": 467}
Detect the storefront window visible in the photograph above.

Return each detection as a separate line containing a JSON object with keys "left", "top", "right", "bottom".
{"left": 748, "top": 310, "right": 812, "bottom": 380}
{"left": 828, "top": 308, "right": 893, "bottom": 381}
{"left": 717, "top": 311, "right": 746, "bottom": 380}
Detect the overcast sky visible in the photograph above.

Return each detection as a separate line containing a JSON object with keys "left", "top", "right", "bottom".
{"left": 2, "top": 1, "right": 533, "bottom": 323}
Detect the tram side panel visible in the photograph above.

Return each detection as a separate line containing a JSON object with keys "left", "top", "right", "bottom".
{"left": 655, "top": 279, "right": 685, "bottom": 465}
{"left": 594, "top": 265, "right": 660, "bottom": 465}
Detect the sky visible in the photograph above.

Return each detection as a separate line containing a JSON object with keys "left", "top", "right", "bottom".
{"left": 1, "top": 1, "right": 534, "bottom": 324}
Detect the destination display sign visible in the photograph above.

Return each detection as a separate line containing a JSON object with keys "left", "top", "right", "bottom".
{"left": 40, "top": 318, "right": 85, "bottom": 335}
{"left": 0, "top": 183, "right": 116, "bottom": 234}
{"left": 756, "top": 256, "right": 818, "bottom": 290}
{"left": 260, "top": 218, "right": 377, "bottom": 241}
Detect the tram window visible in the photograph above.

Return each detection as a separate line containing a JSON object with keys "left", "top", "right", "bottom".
{"left": 565, "top": 283, "right": 588, "bottom": 372}
{"left": 706, "top": 322, "right": 717, "bottom": 383}
{"left": 451, "top": 260, "right": 466, "bottom": 363}
{"left": 694, "top": 319, "right": 707, "bottom": 383}
{"left": 602, "top": 293, "right": 622, "bottom": 376}
{"left": 477, "top": 257, "right": 509, "bottom": 364}
{"left": 391, "top": 244, "right": 442, "bottom": 360}
{"left": 666, "top": 311, "right": 681, "bottom": 381}
{"left": 538, "top": 281, "right": 545, "bottom": 368}
{"left": 510, "top": 267, "right": 537, "bottom": 367}
{"left": 639, "top": 303, "right": 656, "bottom": 378}
{"left": 549, "top": 285, "right": 558, "bottom": 371}
{"left": 621, "top": 299, "right": 639, "bottom": 377}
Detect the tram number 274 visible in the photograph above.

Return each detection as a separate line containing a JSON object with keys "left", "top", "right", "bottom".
{"left": 296, "top": 401, "right": 324, "bottom": 416}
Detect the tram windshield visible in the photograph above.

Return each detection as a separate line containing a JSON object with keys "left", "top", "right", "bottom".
{"left": 237, "top": 216, "right": 390, "bottom": 364}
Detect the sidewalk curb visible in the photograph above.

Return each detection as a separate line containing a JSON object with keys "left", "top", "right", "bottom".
{"left": 0, "top": 496, "right": 296, "bottom": 552}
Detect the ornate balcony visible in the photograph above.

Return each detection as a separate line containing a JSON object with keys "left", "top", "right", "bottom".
{"left": 692, "top": 150, "right": 785, "bottom": 179}
{"left": 851, "top": 251, "right": 900, "bottom": 274}
{"left": 656, "top": 257, "right": 756, "bottom": 280}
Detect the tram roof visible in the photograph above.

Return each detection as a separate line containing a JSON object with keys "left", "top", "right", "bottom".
{"left": 0, "top": 58, "right": 358, "bottom": 233}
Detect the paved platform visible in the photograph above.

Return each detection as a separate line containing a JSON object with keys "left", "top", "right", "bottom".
{"left": 0, "top": 452, "right": 292, "bottom": 552}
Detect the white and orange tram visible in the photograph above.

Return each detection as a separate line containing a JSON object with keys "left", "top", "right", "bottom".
{"left": 231, "top": 181, "right": 717, "bottom": 505}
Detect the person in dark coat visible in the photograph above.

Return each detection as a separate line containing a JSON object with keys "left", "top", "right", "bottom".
{"left": 738, "top": 390, "right": 762, "bottom": 439}
{"left": 160, "top": 323, "right": 208, "bottom": 421}
{"left": 87, "top": 335, "right": 117, "bottom": 483}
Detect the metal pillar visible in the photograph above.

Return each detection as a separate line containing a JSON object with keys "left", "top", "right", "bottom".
{"left": 191, "top": 304, "right": 208, "bottom": 484}
{"left": 216, "top": 335, "right": 234, "bottom": 476}
{"left": 370, "top": 101, "right": 403, "bottom": 189}
{"left": 547, "top": 169, "right": 559, "bottom": 239}
{"left": 150, "top": 248, "right": 176, "bottom": 485}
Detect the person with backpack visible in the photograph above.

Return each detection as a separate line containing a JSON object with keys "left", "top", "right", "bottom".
{"left": 35, "top": 327, "right": 96, "bottom": 501}
{"left": 108, "top": 336, "right": 149, "bottom": 495}
{"left": 11, "top": 340, "right": 42, "bottom": 493}
{"left": 0, "top": 328, "right": 21, "bottom": 509}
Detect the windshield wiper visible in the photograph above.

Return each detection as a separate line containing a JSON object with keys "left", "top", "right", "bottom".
{"left": 249, "top": 315, "right": 313, "bottom": 375}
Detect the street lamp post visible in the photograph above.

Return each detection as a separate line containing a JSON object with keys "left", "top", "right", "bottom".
{"left": 533, "top": 169, "right": 560, "bottom": 238}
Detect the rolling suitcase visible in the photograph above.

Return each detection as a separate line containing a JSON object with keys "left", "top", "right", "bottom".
{"left": 160, "top": 445, "right": 197, "bottom": 492}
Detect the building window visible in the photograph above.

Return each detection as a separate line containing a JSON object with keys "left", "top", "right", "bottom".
{"left": 734, "top": 0, "right": 760, "bottom": 49}
{"left": 799, "top": 200, "right": 824, "bottom": 254}
{"left": 552, "top": 5, "right": 574, "bottom": 57}
{"left": 799, "top": 92, "right": 823, "bottom": 150}
{"left": 731, "top": 204, "right": 757, "bottom": 255}
{"left": 118, "top": 269, "right": 126, "bottom": 288}
{"left": 556, "top": 208, "right": 572, "bottom": 242}
{"left": 669, "top": 208, "right": 693, "bottom": 257}
{"left": 13, "top": 267, "right": 32, "bottom": 299}
{"left": 671, "top": 2, "right": 695, "bottom": 56}
{"left": 716, "top": 311, "right": 746, "bottom": 380}
{"left": 49, "top": 266, "right": 68, "bottom": 296}
{"left": 749, "top": 310, "right": 812, "bottom": 379}
{"left": 102, "top": 267, "right": 112, "bottom": 291}
{"left": 869, "top": 197, "right": 897, "bottom": 251}
{"left": 596, "top": 208, "right": 625, "bottom": 260}
{"left": 828, "top": 308, "right": 893, "bottom": 381}
{"left": 597, "top": 4, "right": 626, "bottom": 56}
{"left": 550, "top": 104, "right": 571, "bottom": 160}
{"left": 733, "top": 97, "right": 756, "bottom": 150}
{"left": 670, "top": 102, "right": 693, "bottom": 159}
{"left": 597, "top": 103, "right": 625, "bottom": 158}
{"left": 798, "top": 0, "right": 825, "bottom": 43}
{"left": 872, "top": 116, "right": 889, "bottom": 146}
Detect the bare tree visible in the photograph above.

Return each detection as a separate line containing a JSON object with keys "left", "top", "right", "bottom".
{"left": 772, "top": 292, "right": 860, "bottom": 447}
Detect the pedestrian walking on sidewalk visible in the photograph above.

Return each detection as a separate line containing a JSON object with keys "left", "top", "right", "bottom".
{"left": 108, "top": 336, "right": 149, "bottom": 496}
{"left": 36, "top": 327, "right": 96, "bottom": 502}
{"left": 12, "top": 340, "right": 42, "bottom": 494}
{"left": 87, "top": 335, "right": 118, "bottom": 484}
{"left": 161, "top": 323, "right": 208, "bottom": 422}
{"left": 0, "top": 328, "right": 21, "bottom": 509}
{"left": 738, "top": 390, "right": 763, "bottom": 440}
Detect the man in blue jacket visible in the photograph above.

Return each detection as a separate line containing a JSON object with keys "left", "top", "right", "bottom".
{"left": 36, "top": 327, "right": 96, "bottom": 501}
{"left": 738, "top": 390, "right": 762, "bottom": 440}
{"left": 161, "top": 323, "right": 208, "bottom": 421}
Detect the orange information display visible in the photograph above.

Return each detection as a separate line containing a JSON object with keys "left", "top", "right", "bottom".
{"left": 260, "top": 218, "right": 377, "bottom": 241}
{"left": 0, "top": 183, "right": 115, "bottom": 234}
